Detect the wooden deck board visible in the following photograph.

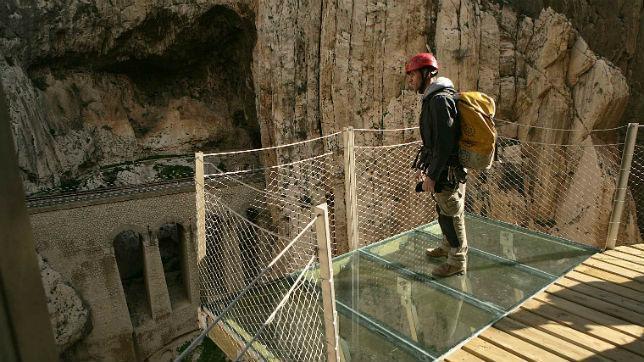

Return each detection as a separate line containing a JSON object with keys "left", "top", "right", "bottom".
{"left": 444, "top": 348, "right": 486, "bottom": 362}
{"left": 565, "top": 270, "right": 644, "bottom": 303}
{"left": 479, "top": 327, "right": 567, "bottom": 362}
{"left": 511, "top": 308, "right": 642, "bottom": 361}
{"left": 445, "top": 243, "right": 644, "bottom": 362}
{"left": 574, "top": 264, "right": 644, "bottom": 293}
{"left": 628, "top": 244, "right": 644, "bottom": 251}
{"left": 555, "top": 277, "right": 644, "bottom": 314}
{"left": 519, "top": 298, "right": 644, "bottom": 356}
{"left": 494, "top": 318, "right": 608, "bottom": 361}
{"left": 582, "top": 258, "right": 643, "bottom": 281}
{"left": 615, "top": 245, "right": 644, "bottom": 257}
{"left": 461, "top": 338, "right": 526, "bottom": 362}
{"left": 603, "top": 249, "right": 644, "bottom": 266}
{"left": 534, "top": 293, "right": 643, "bottom": 338}
{"left": 545, "top": 283, "right": 644, "bottom": 325}
{"left": 592, "top": 253, "right": 644, "bottom": 273}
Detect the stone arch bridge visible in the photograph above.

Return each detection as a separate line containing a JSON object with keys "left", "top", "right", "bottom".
{"left": 28, "top": 180, "right": 201, "bottom": 361}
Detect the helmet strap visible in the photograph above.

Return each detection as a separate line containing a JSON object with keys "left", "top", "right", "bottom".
{"left": 419, "top": 68, "right": 435, "bottom": 94}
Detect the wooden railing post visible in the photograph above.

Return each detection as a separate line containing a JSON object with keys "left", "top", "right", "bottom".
{"left": 605, "top": 123, "right": 639, "bottom": 249}
{"left": 343, "top": 127, "right": 359, "bottom": 250}
{"left": 314, "top": 203, "right": 340, "bottom": 362}
{"left": 195, "top": 152, "right": 207, "bottom": 262}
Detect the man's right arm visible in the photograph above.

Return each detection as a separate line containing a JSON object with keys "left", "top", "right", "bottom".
{"left": 426, "top": 94, "right": 457, "bottom": 182}
{"left": 416, "top": 98, "right": 433, "bottom": 173}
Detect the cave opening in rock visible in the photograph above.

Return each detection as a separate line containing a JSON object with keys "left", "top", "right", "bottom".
{"left": 25, "top": 4, "right": 260, "bottom": 190}
{"left": 158, "top": 223, "right": 189, "bottom": 308}
{"left": 113, "top": 230, "right": 149, "bottom": 327}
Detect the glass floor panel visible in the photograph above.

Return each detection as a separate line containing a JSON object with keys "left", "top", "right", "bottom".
{"left": 334, "top": 255, "right": 498, "bottom": 358}
{"left": 337, "top": 313, "right": 421, "bottom": 362}
{"left": 219, "top": 214, "right": 596, "bottom": 361}
{"left": 418, "top": 214, "right": 596, "bottom": 275}
{"left": 331, "top": 214, "right": 596, "bottom": 360}
{"left": 363, "top": 232, "right": 552, "bottom": 310}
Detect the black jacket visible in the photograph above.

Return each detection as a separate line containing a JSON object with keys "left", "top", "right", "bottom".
{"left": 415, "top": 77, "right": 460, "bottom": 185}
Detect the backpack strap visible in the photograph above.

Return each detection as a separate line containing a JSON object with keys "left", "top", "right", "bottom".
{"left": 424, "top": 87, "right": 456, "bottom": 102}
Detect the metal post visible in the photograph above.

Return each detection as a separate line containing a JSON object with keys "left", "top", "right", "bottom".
{"left": 195, "top": 152, "right": 207, "bottom": 262}
{"left": 314, "top": 203, "right": 340, "bottom": 362}
{"left": 343, "top": 127, "right": 359, "bottom": 250}
{"left": 342, "top": 127, "right": 361, "bottom": 353}
{"left": 605, "top": 123, "right": 639, "bottom": 250}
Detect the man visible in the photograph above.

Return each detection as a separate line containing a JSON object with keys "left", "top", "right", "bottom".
{"left": 406, "top": 53, "right": 468, "bottom": 277}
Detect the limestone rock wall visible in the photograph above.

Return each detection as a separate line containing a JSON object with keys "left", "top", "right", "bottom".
{"left": 38, "top": 254, "right": 91, "bottom": 352}
{"left": 4, "top": 0, "right": 643, "bottom": 245}
{"left": 434, "top": 3, "right": 637, "bottom": 246}
{"left": 4, "top": 1, "right": 644, "bottom": 359}
{"left": 254, "top": 0, "right": 640, "bottom": 246}
{"left": 1, "top": 0, "right": 259, "bottom": 194}
{"left": 30, "top": 191, "right": 200, "bottom": 361}
{"left": 254, "top": 1, "right": 638, "bottom": 146}
{"left": 425, "top": 3, "right": 636, "bottom": 245}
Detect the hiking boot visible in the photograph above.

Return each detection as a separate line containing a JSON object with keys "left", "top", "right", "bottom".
{"left": 431, "top": 263, "right": 466, "bottom": 277}
{"left": 426, "top": 247, "right": 448, "bottom": 258}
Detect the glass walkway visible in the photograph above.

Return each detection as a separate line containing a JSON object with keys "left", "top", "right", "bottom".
{"left": 331, "top": 214, "right": 597, "bottom": 361}
{"left": 217, "top": 214, "right": 598, "bottom": 361}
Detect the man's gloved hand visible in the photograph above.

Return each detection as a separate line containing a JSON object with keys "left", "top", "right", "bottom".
{"left": 415, "top": 173, "right": 435, "bottom": 193}
{"left": 423, "top": 175, "right": 435, "bottom": 193}
{"left": 415, "top": 181, "right": 424, "bottom": 193}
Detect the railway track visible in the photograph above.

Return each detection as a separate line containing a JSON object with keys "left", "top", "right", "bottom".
{"left": 25, "top": 177, "right": 195, "bottom": 209}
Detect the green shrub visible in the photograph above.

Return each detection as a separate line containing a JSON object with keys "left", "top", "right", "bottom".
{"left": 154, "top": 164, "right": 194, "bottom": 180}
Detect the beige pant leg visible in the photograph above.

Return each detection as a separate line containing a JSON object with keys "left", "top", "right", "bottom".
{"left": 434, "top": 183, "right": 468, "bottom": 267}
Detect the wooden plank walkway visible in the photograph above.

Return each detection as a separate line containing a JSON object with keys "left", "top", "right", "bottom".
{"left": 445, "top": 244, "right": 644, "bottom": 362}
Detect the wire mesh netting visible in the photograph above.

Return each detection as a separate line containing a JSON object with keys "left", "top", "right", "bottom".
{"left": 188, "top": 123, "right": 642, "bottom": 361}
{"left": 203, "top": 133, "right": 346, "bottom": 255}
{"left": 468, "top": 137, "right": 624, "bottom": 247}
{"left": 353, "top": 129, "right": 435, "bottom": 247}
{"left": 623, "top": 128, "right": 644, "bottom": 245}
{"left": 351, "top": 126, "right": 635, "bottom": 249}
{"left": 194, "top": 134, "right": 343, "bottom": 361}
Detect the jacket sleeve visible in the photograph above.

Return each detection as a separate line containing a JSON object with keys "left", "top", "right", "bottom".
{"left": 426, "top": 94, "right": 457, "bottom": 182}
{"left": 418, "top": 99, "right": 433, "bottom": 168}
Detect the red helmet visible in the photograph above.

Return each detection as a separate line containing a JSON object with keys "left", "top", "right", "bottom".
{"left": 405, "top": 53, "right": 439, "bottom": 74}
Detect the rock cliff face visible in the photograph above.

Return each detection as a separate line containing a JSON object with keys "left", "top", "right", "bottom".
{"left": 425, "top": 2, "right": 637, "bottom": 245}
{"left": 2, "top": 0, "right": 642, "bottom": 191}
{"left": 254, "top": 0, "right": 638, "bottom": 247}
{"left": 38, "top": 254, "right": 91, "bottom": 352}
{"left": 256, "top": 0, "right": 642, "bottom": 141}
{"left": 1, "top": 0, "right": 259, "bottom": 194}
{"left": 254, "top": 0, "right": 641, "bottom": 246}
{"left": 3, "top": 0, "right": 644, "bottom": 359}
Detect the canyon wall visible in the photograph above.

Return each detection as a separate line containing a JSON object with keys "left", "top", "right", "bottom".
{"left": 1, "top": 0, "right": 259, "bottom": 194}
{"left": 2, "top": 0, "right": 643, "bottom": 359}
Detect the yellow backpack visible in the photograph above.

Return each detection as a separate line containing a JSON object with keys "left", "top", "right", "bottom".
{"left": 456, "top": 92, "right": 497, "bottom": 170}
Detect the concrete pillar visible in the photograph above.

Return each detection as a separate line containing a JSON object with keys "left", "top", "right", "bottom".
{"left": 0, "top": 74, "right": 58, "bottom": 360}
{"left": 143, "top": 230, "right": 173, "bottom": 318}
{"left": 182, "top": 223, "right": 200, "bottom": 304}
